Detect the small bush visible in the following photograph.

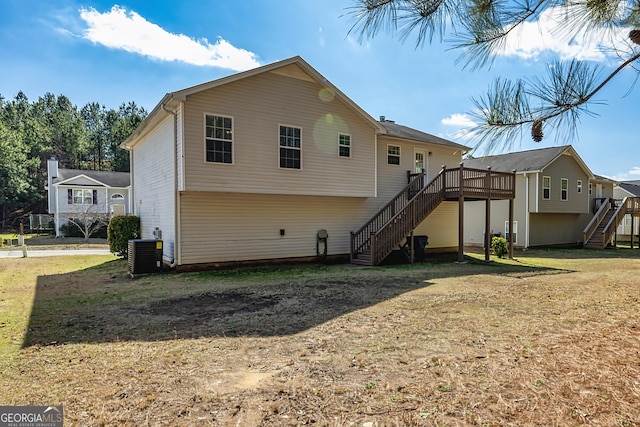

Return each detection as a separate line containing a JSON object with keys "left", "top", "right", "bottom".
{"left": 60, "top": 219, "right": 107, "bottom": 239}
{"left": 107, "top": 215, "right": 140, "bottom": 258}
{"left": 491, "top": 236, "right": 509, "bottom": 258}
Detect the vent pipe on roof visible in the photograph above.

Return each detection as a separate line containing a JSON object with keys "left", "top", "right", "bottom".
{"left": 379, "top": 115, "right": 385, "bottom": 122}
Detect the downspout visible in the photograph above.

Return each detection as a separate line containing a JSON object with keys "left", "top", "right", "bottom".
{"left": 524, "top": 173, "right": 530, "bottom": 248}
{"left": 162, "top": 101, "right": 180, "bottom": 268}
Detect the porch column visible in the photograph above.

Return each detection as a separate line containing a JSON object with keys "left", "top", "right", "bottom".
{"left": 508, "top": 198, "right": 514, "bottom": 259}
{"left": 484, "top": 167, "right": 492, "bottom": 261}
{"left": 485, "top": 199, "right": 491, "bottom": 261}
{"left": 631, "top": 214, "right": 635, "bottom": 249}
{"left": 458, "top": 162, "right": 465, "bottom": 263}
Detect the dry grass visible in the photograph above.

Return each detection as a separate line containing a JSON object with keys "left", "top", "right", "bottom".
{"left": 1, "top": 248, "right": 639, "bottom": 426}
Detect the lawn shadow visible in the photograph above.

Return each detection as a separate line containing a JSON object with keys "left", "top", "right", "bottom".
{"left": 23, "top": 255, "right": 568, "bottom": 346}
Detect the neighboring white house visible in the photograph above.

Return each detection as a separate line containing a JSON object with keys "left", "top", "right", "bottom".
{"left": 614, "top": 181, "right": 640, "bottom": 242}
{"left": 122, "top": 56, "right": 474, "bottom": 269}
{"left": 46, "top": 157, "right": 131, "bottom": 236}
{"left": 463, "top": 146, "right": 615, "bottom": 248}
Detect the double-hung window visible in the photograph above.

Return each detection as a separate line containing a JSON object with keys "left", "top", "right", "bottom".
{"left": 339, "top": 134, "right": 351, "bottom": 158}
{"left": 577, "top": 180, "right": 583, "bottom": 194}
{"left": 205, "top": 115, "right": 233, "bottom": 164}
{"left": 69, "top": 189, "right": 95, "bottom": 205}
{"left": 561, "top": 178, "right": 568, "bottom": 201}
{"left": 542, "top": 176, "right": 551, "bottom": 200}
{"left": 387, "top": 145, "right": 400, "bottom": 165}
{"left": 279, "top": 125, "right": 301, "bottom": 169}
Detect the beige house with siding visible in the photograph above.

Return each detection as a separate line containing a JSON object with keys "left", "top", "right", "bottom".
{"left": 463, "top": 145, "right": 614, "bottom": 248}
{"left": 122, "top": 56, "right": 471, "bottom": 269}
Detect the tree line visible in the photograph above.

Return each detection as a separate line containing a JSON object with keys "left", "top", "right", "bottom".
{"left": 0, "top": 91, "right": 147, "bottom": 229}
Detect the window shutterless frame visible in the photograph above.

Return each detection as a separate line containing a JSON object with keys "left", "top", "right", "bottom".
{"left": 204, "top": 113, "right": 234, "bottom": 165}
{"left": 338, "top": 133, "right": 351, "bottom": 158}
{"left": 278, "top": 124, "right": 302, "bottom": 169}
{"left": 387, "top": 145, "right": 400, "bottom": 165}
{"left": 542, "top": 176, "right": 551, "bottom": 200}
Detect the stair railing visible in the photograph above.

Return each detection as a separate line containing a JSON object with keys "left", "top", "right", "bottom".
{"left": 350, "top": 170, "right": 427, "bottom": 261}
{"left": 583, "top": 197, "right": 611, "bottom": 245}
{"left": 601, "top": 197, "right": 633, "bottom": 248}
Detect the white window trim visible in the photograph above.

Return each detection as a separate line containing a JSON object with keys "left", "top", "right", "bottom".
{"left": 387, "top": 144, "right": 401, "bottom": 166}
{"left": 542, "top": 176, "right": 551, "bottom": 200}
{"left": 338, "top": 133, "right": 351, "bottom": 158}
{"left": 204, "top": 113, "right": 234, "bottom": 165}
{"left": 111, "top": 193, "right": 124, "bottom": 199}
{"left": 589, "top": 182, "right": 593, "bottom": 195}
{"left": 577, "top": 180, "right": 582, "bottom": 194}
{"left": 72, "top": 188, "right": 94, "bottom": 205}
{"left": 561, "top": 178, "right": 569, "bottom": 201}
{"left": 278, "top": 124, "right": 303, "bottom": 170}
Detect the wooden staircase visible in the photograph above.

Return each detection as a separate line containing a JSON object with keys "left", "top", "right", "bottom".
{"left": 584, "top": 206, "right": 616, "bottom": 249}
{"left": 583, "top": 197, "right": 640, "bottom": 249}
{"left": 350, "top": 168, "right": 446, "bottom": 266}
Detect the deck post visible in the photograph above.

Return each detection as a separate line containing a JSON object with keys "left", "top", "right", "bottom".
{"left": 631, "top": 214, "right": 635, "bottom": 249}
{"left": 457, "top": 162, "right": 465, "bottom": 263}
{"left": 484, "top": 167, "right": 492, "bottom": 261}
{"left": 508, "top": 195, "right": 515, "bottom": 259}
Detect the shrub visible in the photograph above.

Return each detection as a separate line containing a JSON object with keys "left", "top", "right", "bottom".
{"left": 60, "top": 218, "right": 108, "bottom": 239}
{"left": 491, "top": 236, "right": 509, "bottom": 258}
{"left": 107, "top": 215, "right": 140, "bottom": 258}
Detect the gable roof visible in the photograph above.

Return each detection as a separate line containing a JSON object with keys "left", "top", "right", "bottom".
{"left": 52, "top": 169, "right": 130, "bottom": 188}
{"left": 379, "top": 120, "right": 470, "bottom": 152}
{"left": 464, "top": 145, "right": 593, "bottom": 177}
{"left": 617, "top": 182, "right": 640, "bottom": 196}
{"left": 123, "top": 56, "right": 385, "bottom": 149}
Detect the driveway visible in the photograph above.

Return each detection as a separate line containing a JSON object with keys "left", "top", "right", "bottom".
{"left": 0, "top": 248, "right": 113, "bottom": 258}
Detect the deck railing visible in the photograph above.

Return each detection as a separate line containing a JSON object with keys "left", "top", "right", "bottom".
{"left": 601, "top": 197, "right": 640, "bottom": 247}
{"left": 351, "top": 165, "right": 516, "bottom": 265}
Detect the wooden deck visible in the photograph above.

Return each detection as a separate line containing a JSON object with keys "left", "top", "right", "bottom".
{"left": 351, "top": 165, "right": 516, "bottom": 266}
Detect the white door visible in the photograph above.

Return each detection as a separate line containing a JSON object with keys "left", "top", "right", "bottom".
{"left": 414, "top": 149, "right": 427, "bottom": 186}
{"left": 596, "top": 184, "right": 603, "bottom": 199}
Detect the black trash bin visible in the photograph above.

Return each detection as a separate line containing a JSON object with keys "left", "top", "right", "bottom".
{"left": 406, "top": 235, "right": 428, "bottom": 261}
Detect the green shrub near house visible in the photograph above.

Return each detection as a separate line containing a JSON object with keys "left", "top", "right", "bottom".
{"left": 107, "top": 215, "right": 140, "bottom": 258}
{"left": 491, "top": 236, "right": 509, "bottom": 258}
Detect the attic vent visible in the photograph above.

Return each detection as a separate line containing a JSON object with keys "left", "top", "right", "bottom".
{"left": 380, "top": 115, "right": 385, "bottom": 121}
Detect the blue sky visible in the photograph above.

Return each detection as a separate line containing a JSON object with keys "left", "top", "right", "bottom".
{"left": 1, "top": 0, "right": 638, "bottom": 180}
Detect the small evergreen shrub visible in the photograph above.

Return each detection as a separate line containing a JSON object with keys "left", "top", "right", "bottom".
{"left": 491, "top": 236, "right": 509, "bottom": 258}
{"left": 107, "top": 215, "right": 140, "bottom": 258}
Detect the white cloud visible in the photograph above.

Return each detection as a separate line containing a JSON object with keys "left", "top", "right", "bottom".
{"left": 499, "top": 5, "right": 629, "bottom": 62}
{"left": 79, "top": 6, "right": 260, "bottom": 71}
{"left": 441, "top": 113, "right": 476, "bottom": 128}
{"left": 611, "top": 166, "right": 640, "bottom": 181}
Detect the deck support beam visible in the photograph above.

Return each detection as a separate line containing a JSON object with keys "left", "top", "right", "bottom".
{"left": 458, "top": 163, "right": 465, "bottom": 263}
{"left": 484, "top": 198, "right": 491, "bottom": 261}
{"left": 508, "top": 198, "right": 514, "bottom": 259}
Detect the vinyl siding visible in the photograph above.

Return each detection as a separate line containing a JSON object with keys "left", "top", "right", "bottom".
{"left": 536, "top": 153, "right": 590, "bottom": 213}
{"left": 56, "top": 186, "right": 109, "bottom": 214}
{"left": 373, "top": 135, "right": 463, "bottom": 249}
{"left": 181, "top": 67, "right": 377, "bottom": 197}
{"left": 132, "top": 113, "right": 177, "bottom": 261}
{"left": 529, "top": 213, "right": 583, "bottom": 246}
{"left": 179, "top": 192, "right": 370, "bottom": 264}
